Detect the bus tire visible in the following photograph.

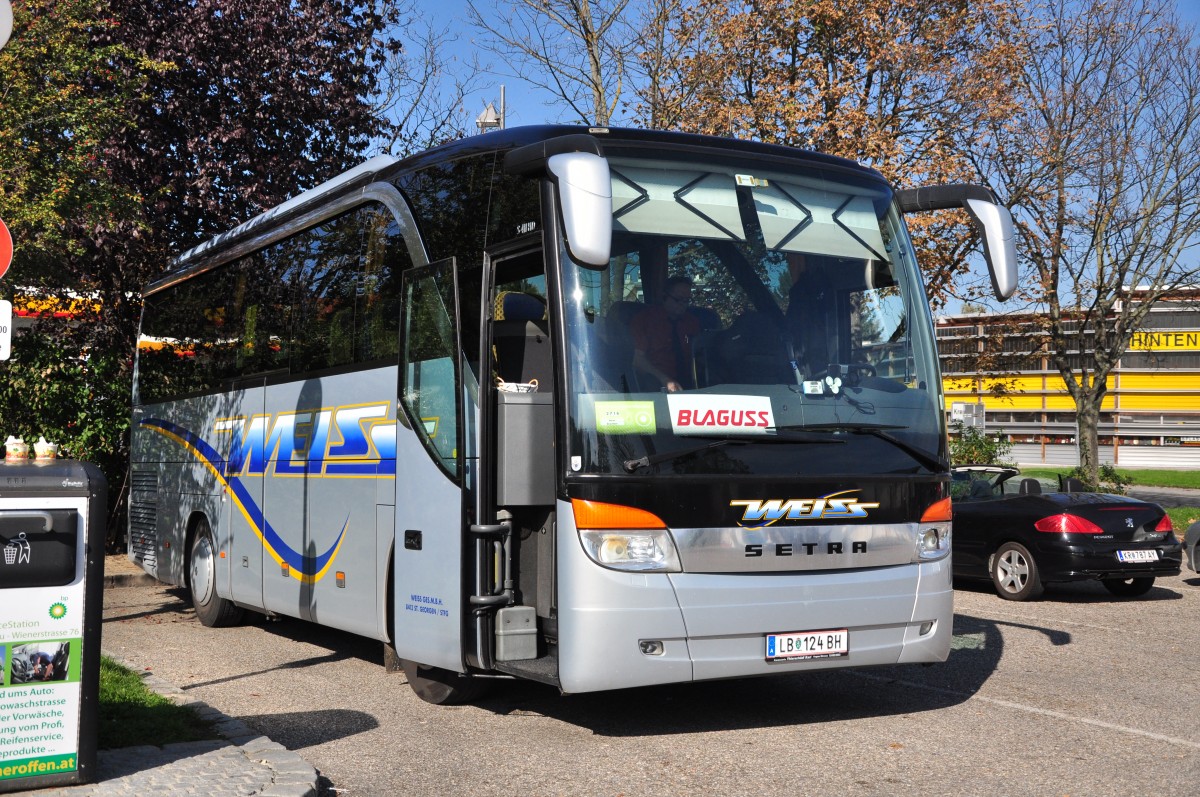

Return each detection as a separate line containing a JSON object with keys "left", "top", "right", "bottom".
{"left": 188, "top": 518, "right": 245, "bottom": 628}
{"left": 400, "top": 659, "right": 487, "bottom": 705}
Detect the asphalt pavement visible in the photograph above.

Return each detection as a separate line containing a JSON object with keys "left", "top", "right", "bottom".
{"left": 14, "top": 492, "right": 1199, "bottom": 797}
{"left": 4, "top": 559, "right": 322, "bottom": 797}
{"left": 94, "top": 553, "right": 1200, "bottom": 796}
{"left": 1126, "top": 484, "right": 1200, "bottom": 510}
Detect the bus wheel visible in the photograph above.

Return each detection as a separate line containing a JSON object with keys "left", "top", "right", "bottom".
{"left": 188, "top": 518, "right": 245, "bottom": 628}
{"left": 400, "top": 659, "right": 487, "bottom": 705}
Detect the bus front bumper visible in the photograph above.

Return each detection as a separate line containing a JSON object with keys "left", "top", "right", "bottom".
{"left": 555, "top": 556, "right": 952, "bottom": 694}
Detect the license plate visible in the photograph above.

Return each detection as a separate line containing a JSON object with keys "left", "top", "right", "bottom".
{"left": 1117, "top": 549, "right": 1158, "bottom": 563}
{"left": 766, "top": 629, "right": 849, "bottom": 662}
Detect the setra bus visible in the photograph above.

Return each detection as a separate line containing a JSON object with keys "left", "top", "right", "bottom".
{"left": 129, "top": 126, "right": 1016, "bottom": 703}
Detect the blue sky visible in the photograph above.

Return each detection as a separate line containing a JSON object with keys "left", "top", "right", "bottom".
{"left": 423, "top": 0, "right": 1200, "bottom": 130}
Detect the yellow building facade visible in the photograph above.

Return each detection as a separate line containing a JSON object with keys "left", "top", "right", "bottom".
{"left": 936, "top": 296, "right": 1200, "bottom": 469}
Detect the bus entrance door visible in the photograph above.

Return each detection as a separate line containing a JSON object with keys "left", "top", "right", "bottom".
{"left": 391, "top": 258, "right": 467, "bottom": 673}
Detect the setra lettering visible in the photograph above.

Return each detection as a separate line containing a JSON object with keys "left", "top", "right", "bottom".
{"left": 745, "top": 541, "right": 868, "bottom": 557}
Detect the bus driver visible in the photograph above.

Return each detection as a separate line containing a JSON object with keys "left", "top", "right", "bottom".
{"left": 630, "top": 275, "right": 700, "bottom": 393}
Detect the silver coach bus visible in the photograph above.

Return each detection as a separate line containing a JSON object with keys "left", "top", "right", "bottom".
{"left": 129, "top": 127, "right": 1016, "bottom": 703}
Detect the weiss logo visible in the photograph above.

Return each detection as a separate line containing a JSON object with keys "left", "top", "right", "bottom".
{"left": 668, "top": 394, "right": 773, "bottom": 435}
{"left": 730, "top": 491, "right": 881, "bottom": 528}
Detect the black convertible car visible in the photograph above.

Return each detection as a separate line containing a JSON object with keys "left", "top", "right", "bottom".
{"left": 951, "top": 466, "right": 1182, "bottom": 600}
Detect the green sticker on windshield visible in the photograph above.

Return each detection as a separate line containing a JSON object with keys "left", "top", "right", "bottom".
{"left": 595, "top": 401, "right": 656, "bottom": 435}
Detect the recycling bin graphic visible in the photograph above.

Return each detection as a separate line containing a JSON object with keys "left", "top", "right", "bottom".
{"left": 0, "top": 461, "right": 105, "bottom": 791}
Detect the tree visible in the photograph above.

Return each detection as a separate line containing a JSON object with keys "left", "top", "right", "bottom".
{"left": 0, "top": 1, "right": 165, "bottom": 533}
{"left": 1, "top": 1, "right": 400, "bottom": 542}
{"left": 623, "top": 0, "right": 685, "bottom": 129}
{"left": 467, "top": 0, "right": 632, "bottom": 126}
{"left": 654, "top": 0, "right": 1023, "bottom": 303}
{"left": 0, "top": 0, "right": 160, "bottom": 281}
{"left": 969, "top": 0, "right": 1200, "bottom": 485}
{"left": 373, "top": 4, "right": 487, "bottom": 156}
{"left": 948, "top": 422, "right": 1015, "bottom": 467}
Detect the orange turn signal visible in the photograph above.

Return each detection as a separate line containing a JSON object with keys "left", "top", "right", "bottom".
{"left": 571, "top": 499, "right": 666, "bottom": 530}
{"left": 920, "top": 497, "right": 953, "bottom": 523}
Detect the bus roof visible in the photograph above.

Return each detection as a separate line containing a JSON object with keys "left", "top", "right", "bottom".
{"left": 150, "top": 126, "right": 885, "bottom": 294}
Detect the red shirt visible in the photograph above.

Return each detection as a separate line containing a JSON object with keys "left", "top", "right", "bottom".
{"left": 630, "top": 305, "right": 700, "bottom": 385}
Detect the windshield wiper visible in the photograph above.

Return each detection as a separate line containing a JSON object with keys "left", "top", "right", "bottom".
{"left": 771, "top": 423, "right": 948, "bottom": 472}
{"left": 623, "top": 432, "right": 843, "bottom": 473}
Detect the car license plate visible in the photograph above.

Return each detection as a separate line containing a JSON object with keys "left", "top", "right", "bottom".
{"left": 766, "top": 629, "right": 848, "bottom": 662}
{"left": 1117, "top": 549, "right": 1158, "bottom": 563}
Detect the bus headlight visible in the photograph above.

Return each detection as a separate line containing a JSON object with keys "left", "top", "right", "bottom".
{"left": 915, "top": 497, "right": 952, "bottom": 562}
{"left": 915, "top": 523, "right": 951, "bottom": 561}
{"left": 579, "top": 529, "right": 682, "bottom": 572}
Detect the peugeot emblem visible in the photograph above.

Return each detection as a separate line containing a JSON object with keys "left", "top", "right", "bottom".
{"left": 1125, "top": 517, "right": 1134, "bottom": 529}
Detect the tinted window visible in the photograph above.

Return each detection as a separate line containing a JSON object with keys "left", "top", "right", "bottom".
{"left": 136, "top": 202, "right": 408, "bottom": 404}
{"left": 401, "top": 259, "right": 460, "bottom": 476}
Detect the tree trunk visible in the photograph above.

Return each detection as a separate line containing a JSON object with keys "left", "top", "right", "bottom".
{"left": 1075, "top": 398, "right": 1102, "bottom": 485}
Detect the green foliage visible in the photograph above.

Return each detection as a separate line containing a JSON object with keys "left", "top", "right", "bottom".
{"left": 948, "top": 422, "right": 1015, "bottom": 467}
{"left": 0, "top": 0, "right": 164, "bottom": 277}
{"left": 0, "top": 326, "right": 129, "bottom": 543}
{"left": 98, "top": 656, "right": 218, "bottom": 750}
{"left": 0, "top": 1, "right": 401, "bottom": 550}
{"left": 1067, "top": 463, "right": 1133, "bottom": 495}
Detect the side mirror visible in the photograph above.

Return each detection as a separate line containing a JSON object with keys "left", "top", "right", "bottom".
{"left": 503, "top": 135, "right": 612, "bottom": 269}
{"left": 895, "top": 184, "right": 1017, "bottom": 301}
{"left": 548, "top": 152, "right": 612, "bottom": 269}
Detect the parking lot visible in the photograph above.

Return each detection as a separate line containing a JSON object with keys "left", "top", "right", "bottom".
{"left": 101, "top": 571, "right": 1200, "bottom": 796}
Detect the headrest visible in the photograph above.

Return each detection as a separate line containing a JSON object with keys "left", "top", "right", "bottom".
{"left": 495, "top": 291, "right": 546, "bottom": 322}
{"left": 1019, "top": 478, "right": 1041, "bottom": 495}
{"left": 687, "top": 306, "right": 721, "bottom": 330}
{"left": 608, "top": 300, "right": 644, "bottom": 325}
{"left": 1060, "top": 476, "right": 1089, "bottom": 493}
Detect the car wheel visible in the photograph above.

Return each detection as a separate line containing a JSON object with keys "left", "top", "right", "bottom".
{"left": 400, "top": 659, "right": 488, "bottom": 705}
{"left": 1101, "top": 577, "right": 1155, "bottom": 598}
{"left": 189, "top": 518, "right": 245, "bottom": 628}
{"left": 990, "top": 542, "right": 1044, "bottom": 601}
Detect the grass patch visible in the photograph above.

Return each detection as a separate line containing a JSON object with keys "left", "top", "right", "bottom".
{"left": 1117, "top": 469, "right": 1200, "bottom": 490}
{"left": 98, "top": 656, "right": 220, "bottom": 750}
{"left": 1167, "top": 506, "right": 1200, "bottom": 534}
{"left": 1019, "top": 467, "right": 1200, "bottom": 490}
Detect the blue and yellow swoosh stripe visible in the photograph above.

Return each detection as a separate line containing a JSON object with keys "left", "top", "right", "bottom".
{"left": 141, "top": 418, "right": 347, "bottom": 584}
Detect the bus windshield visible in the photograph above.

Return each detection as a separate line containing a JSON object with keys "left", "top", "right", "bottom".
{"left": 561, "top": 153, "right": 945, "bottom": 477}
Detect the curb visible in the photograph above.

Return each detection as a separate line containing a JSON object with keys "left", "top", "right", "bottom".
{"left": 102, "top": 572, "right": 157, "bottom": 589}
{"left": 120, "top": 663, "right": 321, "bottom": 797}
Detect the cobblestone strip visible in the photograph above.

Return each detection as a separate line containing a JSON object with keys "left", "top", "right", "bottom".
{"left": 10, "top": 659, "right": 320, "bottom": 797}
{"left": 132, "top": 664, "right": 320, "bottom": 797}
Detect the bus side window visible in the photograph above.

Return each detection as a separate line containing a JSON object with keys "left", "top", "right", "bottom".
{"left": 401, "top": 260, "right": 460, "bottom": 477}
{"left": 285, "top": 204, "right": 408, "bottom": 375}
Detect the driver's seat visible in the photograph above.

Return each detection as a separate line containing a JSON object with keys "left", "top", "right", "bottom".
{"left": 716, "top": 312, "right": 790, "bottom": 384}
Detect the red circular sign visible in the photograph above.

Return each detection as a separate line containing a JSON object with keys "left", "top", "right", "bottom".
{"left": 0, "top": 218, "right": 11, "bottom": 281}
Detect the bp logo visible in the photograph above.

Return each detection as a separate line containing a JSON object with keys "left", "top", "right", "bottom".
{"left": 48, "top": 602, "right": 67, "bottom": 620}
